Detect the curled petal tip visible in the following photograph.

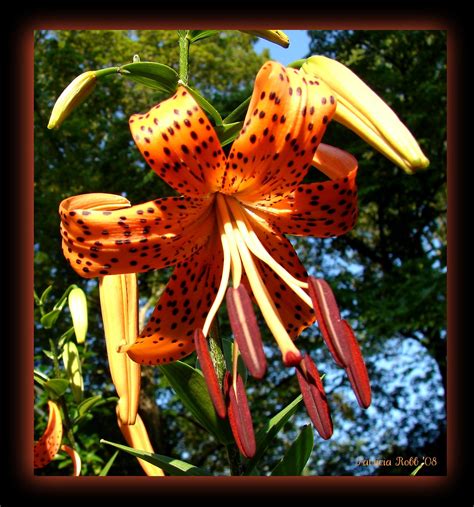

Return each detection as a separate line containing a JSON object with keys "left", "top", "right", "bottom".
{"left": 302, "top": 55, "right": 429, "bottom": 173}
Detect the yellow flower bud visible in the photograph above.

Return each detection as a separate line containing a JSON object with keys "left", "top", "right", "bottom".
{"left": 47, "top": 71, "right": 96, "bottom": 129}
{"left": 302, "top": 56, "right": 429, "bottom": 174}
{"left": 241, "top": 30, "right": 290, "bottom": 48}
{"left": 68, "top": 287, "right": 88, "bottom": 344}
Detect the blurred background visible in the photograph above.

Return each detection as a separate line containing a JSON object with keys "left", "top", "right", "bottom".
{"left": 34, "top": 29, "right": 446, "bottom": 476}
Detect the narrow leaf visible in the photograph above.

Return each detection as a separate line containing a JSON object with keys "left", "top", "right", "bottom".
{"left": 215, "top": 121, "right": 243, "bottom": 147}
{"left": 77, "top": 395, "right": 103, "bottom": 418}
{"left": 159, "top": 361, "right": 233, "bottom": 444}
{"left": 120, "top": 62, "right": 179, "bottom": 94}
{"left": 245, "top": 394, "right": 303, "bottom": 475}
{"left": 410, "top": 462, "right": 425, "bottom": 476}
{"left": 183, "top": 85, "right": 223, "bottom": 125}
{"left": 40, "top": 309, "right": 61, "bottom": 329}
{"left": 271, "top": 425, "right": 314, "bottom": 476}
{"left": 226, "top": 286, "right": 266, "bottom": 379}
{"left": 98, "top": 450, "right": 119, "bottom": 476}
{"left": 44, "top": 378, "right": 69, "bottom": 398}
{"left": 39, "top": 285, "right": 53, "bottom": 306}
{"left": 223, "top": 96, "right": 251, "bottom": 124}
{"left": 188, "top": 30, "right": 219, "bottom": 43}
{"left": 100, "top": 439, "right": 211, "bottom": 476}
{"left": 194, "top": 329, "right": 226, "bottom": 418}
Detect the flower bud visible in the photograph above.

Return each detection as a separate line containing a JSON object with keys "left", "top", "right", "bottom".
{"left": 48, "top": 71, "right": 96, "bottom": 129}
{"left": 241, "top": 30, "right": 290, "bottom": 48}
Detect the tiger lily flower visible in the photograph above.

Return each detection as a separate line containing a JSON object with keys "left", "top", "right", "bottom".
{"left": 34, "top": 400, "right": 81, "bottom": 475}
{"left": 59, "top": 60, "right": 425, "bottom": 443}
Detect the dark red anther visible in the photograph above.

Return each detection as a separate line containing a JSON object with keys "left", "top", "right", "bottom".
{"left": 226, "top": 285, "right": 267, "bottom": 379}
{"left": 308, "top": 276, "right": 349, "bottom": 367}
{"left": 341, "top": 320, "right": 371, "bottom": 409}
{"left": 296, "top": 354, "right": 333, "bottom": 440}
{"left": 225, "top": 371, "right": 256, "bottom": 458}
{"left": 193, "top": 328, "right": 226, "bottom": 418}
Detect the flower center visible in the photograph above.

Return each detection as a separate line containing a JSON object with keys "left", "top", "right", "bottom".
{"left": 201, "top": 193, "right": 315, "bottom": 366}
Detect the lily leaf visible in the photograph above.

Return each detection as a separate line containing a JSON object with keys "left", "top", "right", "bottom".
{"left": 159, "top": 361, "right": 233, "bottom": 445}
{"left": 40, "top": 309, "right": 61, "bottom": 329}
{"left": 44, "top": 378, "right": 70, "bottom": 398}
{"left": 410, "top": 462, "right": 425, "bottom": 476}
{"left": 223, "top": 96, "right": 251, "bottom": 124}
{"left": 120, "top": 62, "right": 179, "bottom": 94}
{"left": 270, "top": 424, "right": 314, "bottom": 476}
{"left": 98, "top": 450, "right": 119, "bottom": 476}
{"left": 188, "top": 30, "right": 219, "bottom": 43}
{"left": 183, "top": 85, "right": 223, "bottom": 125}
{"left": 215, "top": 121, "right": 243, "bottom": 148}
{"left": 245, "top": 394, "right": 303, "bottom": 475}
{"left": 76, "top": 395, "right": 103, "bottom": 418}
{"left": 39, "top": 285, "right": 53, "bottom": 306}
{"left": 34, "top": 369, "right": 50, "bottom": 387}
{"left": 100, "top": 439, "right": 211, "bottom": 476}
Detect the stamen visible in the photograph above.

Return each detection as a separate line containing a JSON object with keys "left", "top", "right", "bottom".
{"left": 226, "top": 285, "right": 267, "bottom": 379}
{"left": 230, "top": 224, "right": 302, "bottom": 367}
{"left": 216, "top": 193, "right": 242, "bottom": 287}
{"left": 226, "top": 197, "right": 313, "bottom": 308}
{"left": 202, "top": 214, "right": 231, "bottom": 337}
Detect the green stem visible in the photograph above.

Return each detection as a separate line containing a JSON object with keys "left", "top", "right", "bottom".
{"left": 49, "top": 338, "right": 62, "bottom": 379}
{"left": 226, "top": 444, "right": 243, "bottom": 476}
{"left": 178, "top": 32, "right": 190, "bottom": 85}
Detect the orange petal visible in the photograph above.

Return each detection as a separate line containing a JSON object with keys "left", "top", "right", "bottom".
{"left": 34, "top": 401, "right": 63, "bottom": 469}
{"left": 60, "top": 444, "right": 82, "bottom": 476}
{"left": 246, "top": 215, "right": 315, "bottom": 339}
{"left": 222, "top": 61, "right": 336, "bottom": 199}
{"left": 60, "top": 193, "right": 214, "bottom": 278}
{"left": 253, "top": 144, "right": 358, "bottom": 237}
{"left": 125, "top": 230, "right": 223, "bottom": 365}
{"left": 130, "top": 87, "right": 226, "bottom": 196}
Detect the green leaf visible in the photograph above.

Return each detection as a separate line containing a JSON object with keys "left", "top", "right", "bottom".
{"left": 39, "top": 285, "right": 53, "bottom": 306}
{"left": 98, "top": 450, "right": 119, "bottom": 476}
{"left": 44, "top": 378, "right": 69, "bottom": 398}
{"left": 120, "top": 62, "right": 179, "bottom": 94}
{"left": 40, "top": 308, "right": 61, "bottom": 329}
{"left": 58, "top": 327, "right": 75, "bottom": 349}
{"left": 42, "top": 349, "right": 55, "bottom": 360}
{"left": 215, "top": 121, "right": 243, "bottom": 148}
{"left": 223, "top": 96, "right": 250, "bottom": 124}
{"left": 183, "top": 85, "right": 223, "bottom": 125}
{"left": 245, "top": 394, "right": 303, "bottom": 475}
{"left": 34, "top": 369, "right": 50, "bottom": 387}
{"left": 159, "top": 361, "right": 233, "bottom": 444}
{"left": 188, "top": 30, "right": 219, "bottom": 43}
{"left": 410, "top": 462, "right": 425, "bottom": 476}
{"left": 100, "top": 439, "right": 211, "bottom": 476}
{"left": 77, "top": 395, "right": 104, "bottom": 418}
{"left": 270, "top": 424, "right": 314, "bottom": 476}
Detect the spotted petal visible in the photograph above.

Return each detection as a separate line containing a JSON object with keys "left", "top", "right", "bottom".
{"left": 221, "top": 61, "right": 336, "bottom": 200}
{"left": 130, "top": 87, "right": 227, "bottom": 196}
{"left": 252, "top": 144, "right": 358, "bottom": 237}
{"left": 60, "top": 193, "right": 214, "bottom": 278}
{"left": 124, "top": 230, "right": 223, "bottom": 365}
{"left": 34, "top": 400, "right": 63, "bottom": 469}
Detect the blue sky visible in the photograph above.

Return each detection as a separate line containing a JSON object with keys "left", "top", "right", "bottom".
{"left": 254, "top": 30, "right": 311, "bottom": 65}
